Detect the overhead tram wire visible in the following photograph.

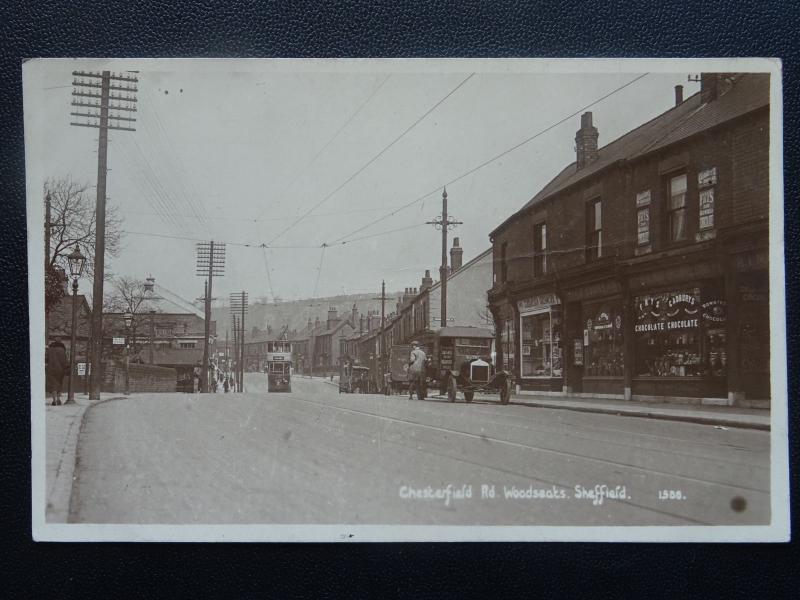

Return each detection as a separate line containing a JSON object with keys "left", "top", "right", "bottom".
{"left": 117, "top": 88, "right": 192, "bottom": 236}
{"left": 261, "top": 246, "right": 277, "bottom": 302}
{"left": 312, "top": 245, "right": 327, "bottom": 298}
{"left": 114, "top": 136, "right": 190, "bottom": 236}
{"left": 120, "top": 220, "right": 428, "bottom": 250}
{"left": 118, "top": 205, "right": 390, "bottom": 222}
{"left": 253, "top": 74, "right": 391, "bottom": 222}
{"left": 129, "top": 135, "right": 195, "bottom": 235}
{"left": 326, "top": 72, "right": 651, "bottom": 246}
{"left": 145, "top": 87, "right": 214, "bottom": 236}
{"left": 267, "top": 72, "right": 476, "bottom": 246}
{"left": 138, "top": 96, "right": 213, "bottom": 238}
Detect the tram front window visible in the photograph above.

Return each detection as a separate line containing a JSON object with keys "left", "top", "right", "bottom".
{"left": 269, "top": 363, "right": 289, "bottom": 375}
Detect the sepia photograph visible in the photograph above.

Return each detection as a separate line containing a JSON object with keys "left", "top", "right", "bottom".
{"left": 25, "top": 58, "right": 788, "bottom": 542}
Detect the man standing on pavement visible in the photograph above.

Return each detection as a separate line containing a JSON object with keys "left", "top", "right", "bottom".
{"left": 408, "top": 341, "right": 427, "bottom": 401}
{"left": 46, "top": 336, "right": 68, "bottom": 406}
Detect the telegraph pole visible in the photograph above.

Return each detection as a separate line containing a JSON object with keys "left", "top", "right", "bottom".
{"left": 373, "top": 280, "right": 390, "bottom": 383}
{"left": 426, "top": 187, "right": 462, "bottom": 327}
{"left": 71, "top": 70, "right": 138, "bottom": 399}
{"left": 231, "top": 314, "right": 238, "bottom": 391}
{"left": 230, "top": 292, "right": 248, "bottom": 392}
{"left": 196, "top": 241, "right": 226, "bottom": 392}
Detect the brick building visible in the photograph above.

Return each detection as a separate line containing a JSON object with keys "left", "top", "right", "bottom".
{"left": 488, "top": 73, "right": 770, "bottom": 405}
{"left": 305, "top": 307, "right": 355, "bottom": 375}
{"left": 338, "top": 240, "right": 495, "bottom": 390}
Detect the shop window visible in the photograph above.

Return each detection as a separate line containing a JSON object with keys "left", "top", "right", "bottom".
{"left": 584, "top": 302, "right": 624, "bottom": 377}
{"left": 667, "top": 174, "right": 688, "bottom": 242}
{"left": 533, "top": 222, "right": 547, "bottom": 276}
{"left": 634, "top": 287, "right": 727, "bottom": 378}
{"left": 520, "top": 308, "right": 562, "bottom": 378}
{"left": 586, "top": 199, "right": 602, "bottom": 261}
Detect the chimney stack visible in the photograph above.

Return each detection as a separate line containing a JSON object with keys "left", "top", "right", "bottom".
{"left": 327, "top": 306, "right": 338, "bottom": 329}
{"left": 701, "top": 73, "right": 719, "bottom": 103}
{"left": 421, "top": 269, "right": 433, "bottom": 292}
{"left": 674, "top": 84, "right": 684, "bottom": 106}
{"left": 450, "top": 237, "right": 463, "bottom": 271}
{"left": 352, "top": 303, "right": 358, "bottom": 326}
{"left": 575, "top": 112, "right": 599, "bottom": 170}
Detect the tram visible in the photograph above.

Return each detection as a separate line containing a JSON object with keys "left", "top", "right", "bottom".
{"left": 266, "top": 340, "right": 292, "bottom": 393}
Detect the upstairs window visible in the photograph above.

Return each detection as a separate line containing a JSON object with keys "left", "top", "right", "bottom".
{"left": 533, "top": 222, "right": 547, "bottom": 276}
{"left": 636, "top": 190, "right": 651, "bottom": 246}
{"left": 500, "top": 242, "right": 508, "bottom": 282}
{"left": 698, "top": 167, "right": 717, "bottom": 231}
{"left": 668, "top": 174, "right": 688, "bottom": 242}
{"left": 586, "top": 199, "right": 602, "bottom": 260}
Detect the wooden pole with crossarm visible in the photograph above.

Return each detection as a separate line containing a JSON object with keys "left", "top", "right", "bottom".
{"left": 70, "top": 70, "right": 138, "bottom": 399}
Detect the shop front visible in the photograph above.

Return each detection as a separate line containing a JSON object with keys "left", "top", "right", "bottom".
{"left": 580, "top": 298, "right": 625, "bottom": 395}
{"left": 517, "top": 292, "right": 563, "bottom": 392}
{"left": 489, "top": 298, "right": 516, "bottom": 374}
{"left": 631, "top": 282, "right": 728, "bottom": 398}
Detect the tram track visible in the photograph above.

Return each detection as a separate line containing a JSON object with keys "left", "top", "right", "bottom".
{"left": 286, "top": 393, "right": 769, "bottom": 496}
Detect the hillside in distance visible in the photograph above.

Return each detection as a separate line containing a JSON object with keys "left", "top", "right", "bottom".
{"left": 212, "top": 292, "right": 403, "bottom": 340}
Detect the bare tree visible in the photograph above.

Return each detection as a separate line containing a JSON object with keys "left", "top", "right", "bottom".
{"left": 106, "top": 277, "right": 156, "bottom": 315}
{"left": 45, "top": 176, "right": 122, "bottom": 310}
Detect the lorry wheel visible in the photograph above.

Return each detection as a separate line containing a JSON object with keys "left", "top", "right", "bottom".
{"left": 447, "top": 376, "right": 457, "bottom": 403}
{"left": 464, "top": 391, "right": 474, "bottom": 403}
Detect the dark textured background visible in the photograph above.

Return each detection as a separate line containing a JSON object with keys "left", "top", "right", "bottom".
{"left": 1, "top": 1, "right": 797, "bottom": 597}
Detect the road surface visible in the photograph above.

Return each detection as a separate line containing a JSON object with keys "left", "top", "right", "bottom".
{"left": 69, "top": 374, "right": 770, "bottom": 525}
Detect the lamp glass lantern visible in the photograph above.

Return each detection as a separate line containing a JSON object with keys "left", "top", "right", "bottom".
{"left": 67, "top": 245, "right": 86, "bottom": 280}
{"left": 123, "top": 310, "right": 133, "bottom": 329}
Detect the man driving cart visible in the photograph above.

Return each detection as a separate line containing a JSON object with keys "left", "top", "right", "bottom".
{"left": 407, "top": 341, "right": 427, "bottom": 400}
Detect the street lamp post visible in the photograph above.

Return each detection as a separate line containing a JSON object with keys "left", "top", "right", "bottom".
{"left": 123, "top": 310, "right": 133, "bottom": 395}
{"left": 65, "top": 245, "right": 86, "bottom": 404}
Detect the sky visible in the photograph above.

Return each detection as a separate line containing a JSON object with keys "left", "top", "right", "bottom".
{"left": 25, "top": 59, "right": 702, "bottom": 307}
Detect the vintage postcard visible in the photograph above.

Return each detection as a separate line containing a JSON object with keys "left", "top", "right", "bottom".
{"left": 26, "top": 58, "right": 788, "bottom": 542}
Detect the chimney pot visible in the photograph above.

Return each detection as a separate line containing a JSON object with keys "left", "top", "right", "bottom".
{"left": 575, "top": 111, "right": 599, "bottom": 170}
{"left": 450, "top": 237, "right": 464, "bottom": 271}
{"left": 675, "top": 84, "right": 684, "bottom": 106}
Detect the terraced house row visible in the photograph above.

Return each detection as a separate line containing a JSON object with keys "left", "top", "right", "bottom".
{"left": 488, "top": 73, "right": 771, "bottom": 405}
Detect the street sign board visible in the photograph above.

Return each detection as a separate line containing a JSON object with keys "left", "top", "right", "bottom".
{"left": 113, "top": 337, "right": 125, "bottom": 345}
{"left": 77, "top": 362, "right": 87, "bottom": 376}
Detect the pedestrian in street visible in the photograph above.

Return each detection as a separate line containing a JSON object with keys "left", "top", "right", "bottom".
{"left": 46, "top": 336, "right": 68, "bottom": 406}
{"left": 408, "top": 341, "right": 427, "bottom": 401}
{"left": 223, "top": 377, "right": 230, "bottom": 393}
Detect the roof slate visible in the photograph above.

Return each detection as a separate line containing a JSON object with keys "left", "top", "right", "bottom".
{"left": 492, "top": 73, "right": 769, "bottom": 235}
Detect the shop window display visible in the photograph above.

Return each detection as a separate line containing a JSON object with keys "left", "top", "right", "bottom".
{"left": 521, "top": 308, "right": 562, "bottom": 378}
{"left": 634, "top": 287, "right": 727, "bottom": 378}
{"left": 584, "top": 302, "right": 624, "bottom": 377}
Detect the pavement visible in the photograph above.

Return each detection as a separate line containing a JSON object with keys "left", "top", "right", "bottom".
{"left": 322, "top": 377, "right": 770, "bottom": 431}
{"left": 45, "top": 393, "right": 123, "bottom": 522}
